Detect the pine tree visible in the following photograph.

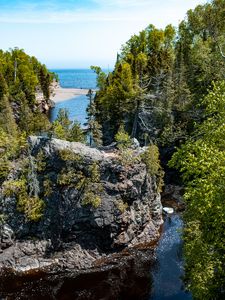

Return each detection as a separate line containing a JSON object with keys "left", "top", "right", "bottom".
{"left": 86, "top": 89, "right": 102, "bottom": 146}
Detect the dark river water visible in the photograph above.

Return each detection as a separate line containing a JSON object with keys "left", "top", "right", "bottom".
{"left": 0, "top": 213, "right": 192, "bottom": 300}
{"left": 150, "top": 214, "right": 192, "bottom": 300}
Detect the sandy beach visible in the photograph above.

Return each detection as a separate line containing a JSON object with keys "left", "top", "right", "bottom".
{"left": 50, "top": 87, "right": 91, "bottom": 103}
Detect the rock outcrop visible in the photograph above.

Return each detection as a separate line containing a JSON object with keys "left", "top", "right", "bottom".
{"left": 0, "top": 136, "right": 163, "bottom": 297}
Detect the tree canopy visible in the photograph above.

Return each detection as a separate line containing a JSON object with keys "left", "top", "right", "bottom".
{"left": 169, "top": 81, "right": 225, "bottom": 299}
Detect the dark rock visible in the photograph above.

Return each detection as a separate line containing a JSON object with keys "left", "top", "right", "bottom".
{"left": 161, "top": 184, "right": 185, "bottom": 211}
{"left": 0, "top": 136, "right": 163, "bottom": 293}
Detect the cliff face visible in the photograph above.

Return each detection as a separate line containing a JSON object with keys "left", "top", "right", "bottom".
{"left": 0, "top": 137, "right": 162, "bottom": 273}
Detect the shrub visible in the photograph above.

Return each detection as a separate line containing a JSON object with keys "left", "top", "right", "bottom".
{"left": 59, "top": 149, "right": 82, "bottom": 163}
{"left": 36, "top": 150, "right": 46, "bottom": 172}
{"left": 57, "top": 169, "right": 85, "bottom": 189}
{"left": 116, "top": 199, "right": 128, "bottom": 213}
{"left": 43, "top": 178, "right": 52, "bottom": 197}
{"left": 82, "top": 191, "right": 101, "bottom": 208}
{"left": 2, "top": 178, "right": 45, "bottom": 221}
{"left": 115, "top": 126, "right": 132, "bottom": 150}
{"left": 141, "top": 145, "right": 160, "bottom": 175}
{"left": 141, "top": 145, "right": 164, "bottom": 192}
{"left": 118, "top": 148, "right": 140, "bottom": 167}
{"left": 18, "top": 196, "right": 45, "bottom": 222}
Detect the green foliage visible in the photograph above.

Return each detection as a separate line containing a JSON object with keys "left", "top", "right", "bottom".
{"left": 92, "top": 0, "right": 224, "bottom": 145}
{"left": 115, "top": 126, "right": 132, "bottom": 150}
{"left": 2, "top": 151, "right": 46, "bottom": 222}
{"left": 52, "top": 108, "right": 85, "bottom": 142}
{"left": 0, "top": 91, "right": 18, "bottom": 137}
{"left": 81, "top": 192, "right": 101, "bottom": 208}
{"left": 58, "top": 149, "right": 102, "bottom": 208}
{"left": 115, "top": 126, "right": 141, "bottom": 167}
{"left": 141, "top": 145, "right": 160, "bottom": 175}
{"left": 90, "top": 66, "right": 107, "bottom": 90}
{"left": 93, "top": 62, "right": 137, "bottom": 140}
{"left": 0, "top": 214, "right": 6, "bottom": 225}
{"left": 0, "top": 128, "right": 26, "bottom": 182}
{"left": 89, "top": 162, "right": 101, "bottom": 182}
{"left": 141, "top": 145, "right": 164, "bottom": 192}
{"left": 89, "top": 120, "right": 103, "bottom": 146}
{"left": 119, "top": 149, "right": 139, "bottom": 167}
{"left": 36, "top": 150, "right": 46, "bottom": 172}
{"left": 59, "top": 149, "right": 82, "bottom": 163}
{"left": 52, "top": 121, "right": 66, "bottom": 140}
{"left": 52, "top": 108, "right": 71, "bottom": 140}
{"left": 57, "top": 169, "right": 85, "bottom": 189}
{"left": 116, "top": 199, "right": 128, "bottom": 213}
{"left": 81, "top": 162, "right": 102, "bottom": 208}
{"left": 2, "top": 178, "right": 45, "bottom": 222}
{"left": 86, "top": 90, "right": 103, "bottom": 146}
{"left": 18, "top": 196, "right": 45, "bottom": 222}
{"left": 115, "top": 126, "right": 140, "bottom": 167}
{"left": 169, "top": 81, "right": 225, "bottom": 299}
{"left": 43, "top": 178, "right": 52, "bottom": 197}
{"left": 58, "top": 149, "right": 85, "bottom": 188}
{"left": 0, "top": 48, "right": 54, "bottom": 135}
{"left": 69, "top": 121, "right": 86, "bottom": 143}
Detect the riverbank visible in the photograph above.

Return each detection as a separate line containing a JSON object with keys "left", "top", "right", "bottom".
{"left": 50, "top": 87, "right": 91, "bottom": 103}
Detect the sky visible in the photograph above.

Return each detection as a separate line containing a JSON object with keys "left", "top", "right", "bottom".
{"left": 0, "top": 0, "right": 207, "bottom": 69}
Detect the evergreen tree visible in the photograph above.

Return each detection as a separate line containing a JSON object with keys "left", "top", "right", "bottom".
{"left": 86, "top": 89, "right": 102, "bottom": 146}
{"left": 52, "top": 108, "right": 85, "bottom": 143}
{"left": 0, "top": 73, "right": 17, "bottom": 136}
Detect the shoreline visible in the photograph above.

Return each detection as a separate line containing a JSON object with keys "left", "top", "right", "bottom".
{"left": 50, "top": 87, "right": 91, "bottom": 103}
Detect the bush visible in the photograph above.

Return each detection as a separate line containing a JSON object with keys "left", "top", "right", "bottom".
{"left": 82, "top": 191, "right": 101, "bottom": 208}
{"left": 141, "top": 145, "right": 160, "bottom": 175}
{"left": 2, "top": 179, "right": 45, "bottom": 221}
{"left": 43, "top": 178, "right": 52, "bottom": 197}
{"left": 141, "top": 145, "right": 164, "bottom": 192}
{"left": 118, "top": 148, "right": 140, "bottom": 167}
{"left": 59, "top": 149, "right": 82, "bottom": 163}
{"left": 116, "top": 199, "right": 128, "bottom": 213}
{"left": 115, "top": 126, "right": 132, "bottom": 150}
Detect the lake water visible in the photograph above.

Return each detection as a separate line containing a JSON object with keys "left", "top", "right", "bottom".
{"left": 51, "top": 69, "right": 97, "bottom": 89}
{"left": 49, "top": 69, "right": 97, "bottom": 126}
{"left": 49, "top": 95, "right": 89, "bottom": 126}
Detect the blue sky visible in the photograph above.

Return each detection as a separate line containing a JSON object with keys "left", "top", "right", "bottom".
{"left": 0, "top": 0, "right": 207, "bottom": 68}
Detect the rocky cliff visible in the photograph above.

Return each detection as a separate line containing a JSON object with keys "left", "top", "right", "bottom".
{"left": 0, "top": 136, "right": 162, "bottom": 297}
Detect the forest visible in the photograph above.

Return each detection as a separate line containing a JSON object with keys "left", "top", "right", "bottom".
{"left": 91, "top": 0, "right": 225, "bottom": 298}
{"left": 0, "top": 0, "right": 224, "bottom": 299}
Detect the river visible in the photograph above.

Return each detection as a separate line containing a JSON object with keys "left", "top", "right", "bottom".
{"left": 150, "top": 213, "right": 192, "bottom": 300}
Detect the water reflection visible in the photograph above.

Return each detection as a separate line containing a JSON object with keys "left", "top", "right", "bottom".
{"left": 0, "top": 249, "right": 154, "bottom": 300}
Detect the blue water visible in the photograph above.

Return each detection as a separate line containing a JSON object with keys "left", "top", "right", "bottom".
{"left": 150, "top": 214, "right": 192, "bottom": 300}
{"left": 51, "top": 69, "right": 97, "bottom": 89}
{"left": 50, "top": 94, "right": 89, "bottom": 126}
{"left": 49, "top": 69, "right": 96, "bottom": 126}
